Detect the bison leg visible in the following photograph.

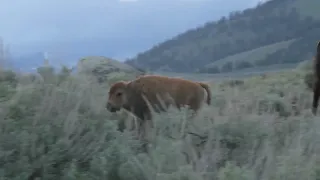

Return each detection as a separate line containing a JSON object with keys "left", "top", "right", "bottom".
{"left": 312, "top": 80, "right": 320, "bottom": 115}
{"left": 138, "top": 119, "right": 153, "bottom": 153}
{"left": 117, "top": 119, "right": 126, "bottom": 132}
{"left": 134, "top": 112, "right": 153, "bottom": 153}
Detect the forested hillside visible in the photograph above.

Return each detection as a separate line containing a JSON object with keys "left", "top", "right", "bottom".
{"left": 126, "top": 0, "right": 320, "bottom": 73}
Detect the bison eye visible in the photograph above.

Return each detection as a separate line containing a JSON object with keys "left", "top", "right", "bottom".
{"left": 116, "top": 92, "right": 122, "bottom": 97}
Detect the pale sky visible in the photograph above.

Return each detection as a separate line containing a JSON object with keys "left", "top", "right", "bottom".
{"left": 0, "top": 0, "right": 262, "bottom": 60}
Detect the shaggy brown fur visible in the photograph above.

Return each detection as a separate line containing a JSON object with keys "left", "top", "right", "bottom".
{"left": 312, "top": 41, "right": 320, "bottom": 115}
{"left": 106, "top": 75, "right": 212, "bottom": 121}
{"left": 106, "top": 75, "right": 212, "bottom": 152}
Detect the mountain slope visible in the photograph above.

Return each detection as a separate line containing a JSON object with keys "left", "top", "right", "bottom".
{"left": 126, "top": 0, "right": 320, "bottom": 73}
{"left": 206, "top": 39, "right": 297, "bottom": 73}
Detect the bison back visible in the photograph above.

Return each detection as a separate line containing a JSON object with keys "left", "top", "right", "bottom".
{"left": 128, "top": 75, "right": 207, "bottom": 112}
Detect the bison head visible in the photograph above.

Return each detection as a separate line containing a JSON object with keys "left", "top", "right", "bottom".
{"left": 106, "top": 81, "right": 129, "bottom": 112}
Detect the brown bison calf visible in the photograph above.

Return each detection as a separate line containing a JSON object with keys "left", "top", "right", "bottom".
{"left": 312, "top": 41, "right": 320, "bottom": 115}
{"left": 106, "top": 75, "right": 211, "bottom": 119}
{"left": 106, "top": 75, "right": 212, "bottom": 140}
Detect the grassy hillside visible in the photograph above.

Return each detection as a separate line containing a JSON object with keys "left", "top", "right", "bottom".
{"left": 294, "top": 0, "right": 320, "bottom": 18}
{"left": 126, "top": 0, "right": 320, "bottom": 74}
{"left": 204, "top": 39, "right": 296, "bottom": 73}
{"left": 78, "top": 56, "right": 144, "bottom": 73}
{"left": 77, "top": 56, "right": 146, "bottom": 83}
{"left": 0, "top": 61, "right": 319, "bottom": 179}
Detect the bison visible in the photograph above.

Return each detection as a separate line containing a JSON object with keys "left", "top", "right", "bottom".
{"left": 312, "top": 41, "right": 320, "bottom": 115}
{"left": 106, "top": 75, "right": 212, "bottom": 142}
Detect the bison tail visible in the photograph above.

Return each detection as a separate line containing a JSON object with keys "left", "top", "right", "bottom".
{"left": 199, "top": 82, "right": 211, "bottom": 105}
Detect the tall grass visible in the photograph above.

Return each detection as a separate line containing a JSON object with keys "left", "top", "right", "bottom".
{"left": 0, "top": 64, "right": 318, "bottom": 180}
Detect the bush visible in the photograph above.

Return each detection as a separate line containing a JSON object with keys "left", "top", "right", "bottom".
{"left": 297, "top": 59, "right": 314, "bottom": 90}
{"left": 0, "top": 65, "right": 318, "bottom": 180}
{"left": 0, "top": 67, "right": 143, "bottom": 180}
{"left": 304, "top": 72, "right": 313, "bottom": 90}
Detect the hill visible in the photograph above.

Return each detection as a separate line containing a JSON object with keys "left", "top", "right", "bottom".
{"left": 126, "top": 0, "right": 320, "bottom": 74}
{"left": 76, "top": 56, "right": 146, "bottom": 83}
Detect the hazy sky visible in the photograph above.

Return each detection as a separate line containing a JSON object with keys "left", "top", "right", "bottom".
{"left": 0, "top": 0, "right": 262, "bottom": 59}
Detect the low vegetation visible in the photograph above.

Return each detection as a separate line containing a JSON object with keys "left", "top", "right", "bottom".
{"left": 0, "top": 59, "right": 318, "bottom": 180}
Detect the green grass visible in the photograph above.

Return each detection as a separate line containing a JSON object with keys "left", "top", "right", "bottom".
{"left": 0, "top": 62, "right": 319, "bottom": 180}
{"left": 207, "top": 39, "right": 296, "bottom": 68}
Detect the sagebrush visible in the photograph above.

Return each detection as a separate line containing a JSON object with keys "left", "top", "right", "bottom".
{"left": 0, "top": 65, "right": 318, "bottom": 180}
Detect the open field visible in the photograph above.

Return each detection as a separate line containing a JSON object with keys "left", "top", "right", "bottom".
{"left": 0, "top": 64, "right": 319, "bottom": 180}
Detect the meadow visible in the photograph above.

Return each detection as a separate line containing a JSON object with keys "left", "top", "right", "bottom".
{"left": 0, "top": 61, "right": 319, "bottom": 180}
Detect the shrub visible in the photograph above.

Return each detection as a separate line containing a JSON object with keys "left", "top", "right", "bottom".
{"left": 0, "top": 65, "right": 318, "bottom": 180}
{"left": 297, "top": 59, "right": 314, "bottom": 90}
{"left": 304, "top": 72, "right": 313, "bottom": 90}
